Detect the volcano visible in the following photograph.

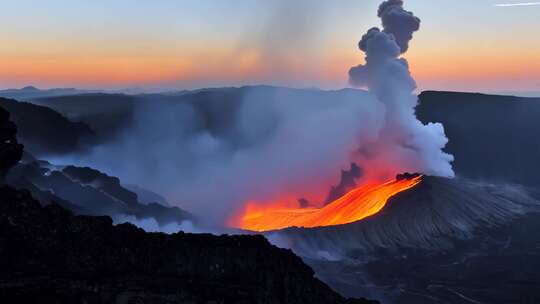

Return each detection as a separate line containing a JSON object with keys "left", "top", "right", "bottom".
{"left": 267, "top": 176, "right": 539, "bottom": 255}
{"left": 262, "top": 176, "right": 540, "bottom": 303}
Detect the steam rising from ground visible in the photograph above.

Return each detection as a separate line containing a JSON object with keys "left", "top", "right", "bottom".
{"left": 68, "top": 0, "right": 453, "bottom": 224}
{"left": 349, "top": 0, "right": 454, "bottom": 179}
{"left": 113, "top": 215, "right": 202, "bottom": 234}
{"left": 86, "top": 88, "right": 384, "bottom": 223}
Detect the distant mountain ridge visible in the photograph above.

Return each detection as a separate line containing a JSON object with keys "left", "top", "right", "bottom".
{"left": 0, "top": 86, "right": 92, "bottom": 100}
{"left": 0, "top": 98, "right": 96, "bottom": 156}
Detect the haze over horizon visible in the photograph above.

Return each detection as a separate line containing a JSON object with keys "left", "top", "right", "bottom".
{"left": 1, "top": 0, "right": 539, "bottom": 94}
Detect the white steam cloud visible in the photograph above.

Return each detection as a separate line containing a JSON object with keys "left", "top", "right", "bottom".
{"left": 349, "top": 0, "right": 454, "bottom": 179}
{"left": 82, "top": 88, "right": 384, "bottom": 223}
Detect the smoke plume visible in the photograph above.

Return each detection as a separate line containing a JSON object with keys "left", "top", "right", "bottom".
{"left": 377, "top": 0, "right": 420, "bottom": 53}
{"left": 349, "top": 0, "right": 454, "bottom": 179}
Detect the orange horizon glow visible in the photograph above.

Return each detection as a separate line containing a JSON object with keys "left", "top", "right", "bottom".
{"left": 232, "top": 175, "right": 422, "bottom": 232}
{"left": 1, "top": 43, "right": 539, "bottom": 91}
{"left": 1, "top": 1, "right": 539, "bottom": 92}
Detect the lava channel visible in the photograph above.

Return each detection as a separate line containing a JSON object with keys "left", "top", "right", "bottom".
{"left": 235, "top": 175, "right": 422, "bottom": 232}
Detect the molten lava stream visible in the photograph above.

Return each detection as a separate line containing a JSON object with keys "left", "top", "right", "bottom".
{"left": 236, "top": 176, "right": 422, "bottom": 232}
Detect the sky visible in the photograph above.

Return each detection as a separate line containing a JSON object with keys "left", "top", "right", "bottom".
{"left": 0, "top": 0, "right": 539, "bottom": 93}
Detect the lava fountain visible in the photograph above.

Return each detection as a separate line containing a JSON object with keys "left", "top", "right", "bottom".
{"left": 233, "top": 175, "right": 422, "bottom": 232}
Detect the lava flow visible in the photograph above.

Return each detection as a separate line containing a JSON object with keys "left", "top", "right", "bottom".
{"left": 235, "top": 175, "right": 422, "bottom": 232}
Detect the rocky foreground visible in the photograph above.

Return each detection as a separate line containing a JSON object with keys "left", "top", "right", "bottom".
{"left": 0, "top": 186, "right": 377, "bottom": 304}
{"left": 0, "top": 106, "right": 378, "bottom": 303}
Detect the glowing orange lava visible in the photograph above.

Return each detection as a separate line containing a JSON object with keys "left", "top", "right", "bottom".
{"left": 235, "top": 176, "right": 422, "bottom": 232}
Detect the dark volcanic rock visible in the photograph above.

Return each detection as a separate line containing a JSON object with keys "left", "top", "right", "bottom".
{"left": 0, "top": 106, "right": 23, "bottom": 181}
{"left": 272, "top": 176, "right": 540, "bottom": 303}
{"left": 7, "top": 162, "right": 127, "bottom": 216}
{"left": 396, "top": 172, "right": 421, "bottom": 181}
{"left": 324, "top": 163, "right": 362, "bottom": 205}
{"left": 63, "top": 165, "right": 139, "bottom": 206}
{"left": 0, "top": 110, "right": 190, "bottom": 224}
{"left": 21, "top": 151, "right": 36, "bottom": 163}
{"left": 0, "top": 98, "right": 95, "bottom": 156}
{"left": 32, "top": 93, "right": 137, "bottom": 142}
{"left": 7, "top": 162, "right": 193, "bottom": 226}
{"left": 275, "top": 176, "right": 539, "bottom": 257}
{"left": 417, "top": 91, "right": 540, "bottom": 187}
{"left": 0, "top": 186, "right": 376, "bottom": 304}
{"left": 124, "top": 183, "right": 170, "bottom": 206}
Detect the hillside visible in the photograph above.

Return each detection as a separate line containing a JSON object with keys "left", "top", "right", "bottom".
{"left": 6, "top": 154, "right": 194, "bottom": 228}
{"left": 417, "top": 91, "right": 540, "bottom": 187}
{"left": 32, "top": 94, "right": 137, "bottom": 142}
{"left": 272, "top": 176, "right": 540, "bottom": 303}
{"left": 0, "top": 98, "right": 95, "bottom": 156}
{"left": 0, "top": 186, "right": 375, "bottom": 304}
{"left": 0, "top": 104, "right": 376, "bottom": 304}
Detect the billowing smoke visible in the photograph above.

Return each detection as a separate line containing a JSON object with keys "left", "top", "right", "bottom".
{"left": 349, "top": 0, "right": 454, "bottom": 179}
{"left": 58, "top": 0, "right": 453, "bottom": 225}
{"left": 377, "top": 0, "right": 420, "bottom": 53}
{"left": 79, "top": 88, "right": 385, "bottom": 223}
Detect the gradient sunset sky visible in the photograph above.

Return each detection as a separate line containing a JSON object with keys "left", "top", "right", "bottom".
{"left": 0, "top": 0, "right": 539, "bottom": 93}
